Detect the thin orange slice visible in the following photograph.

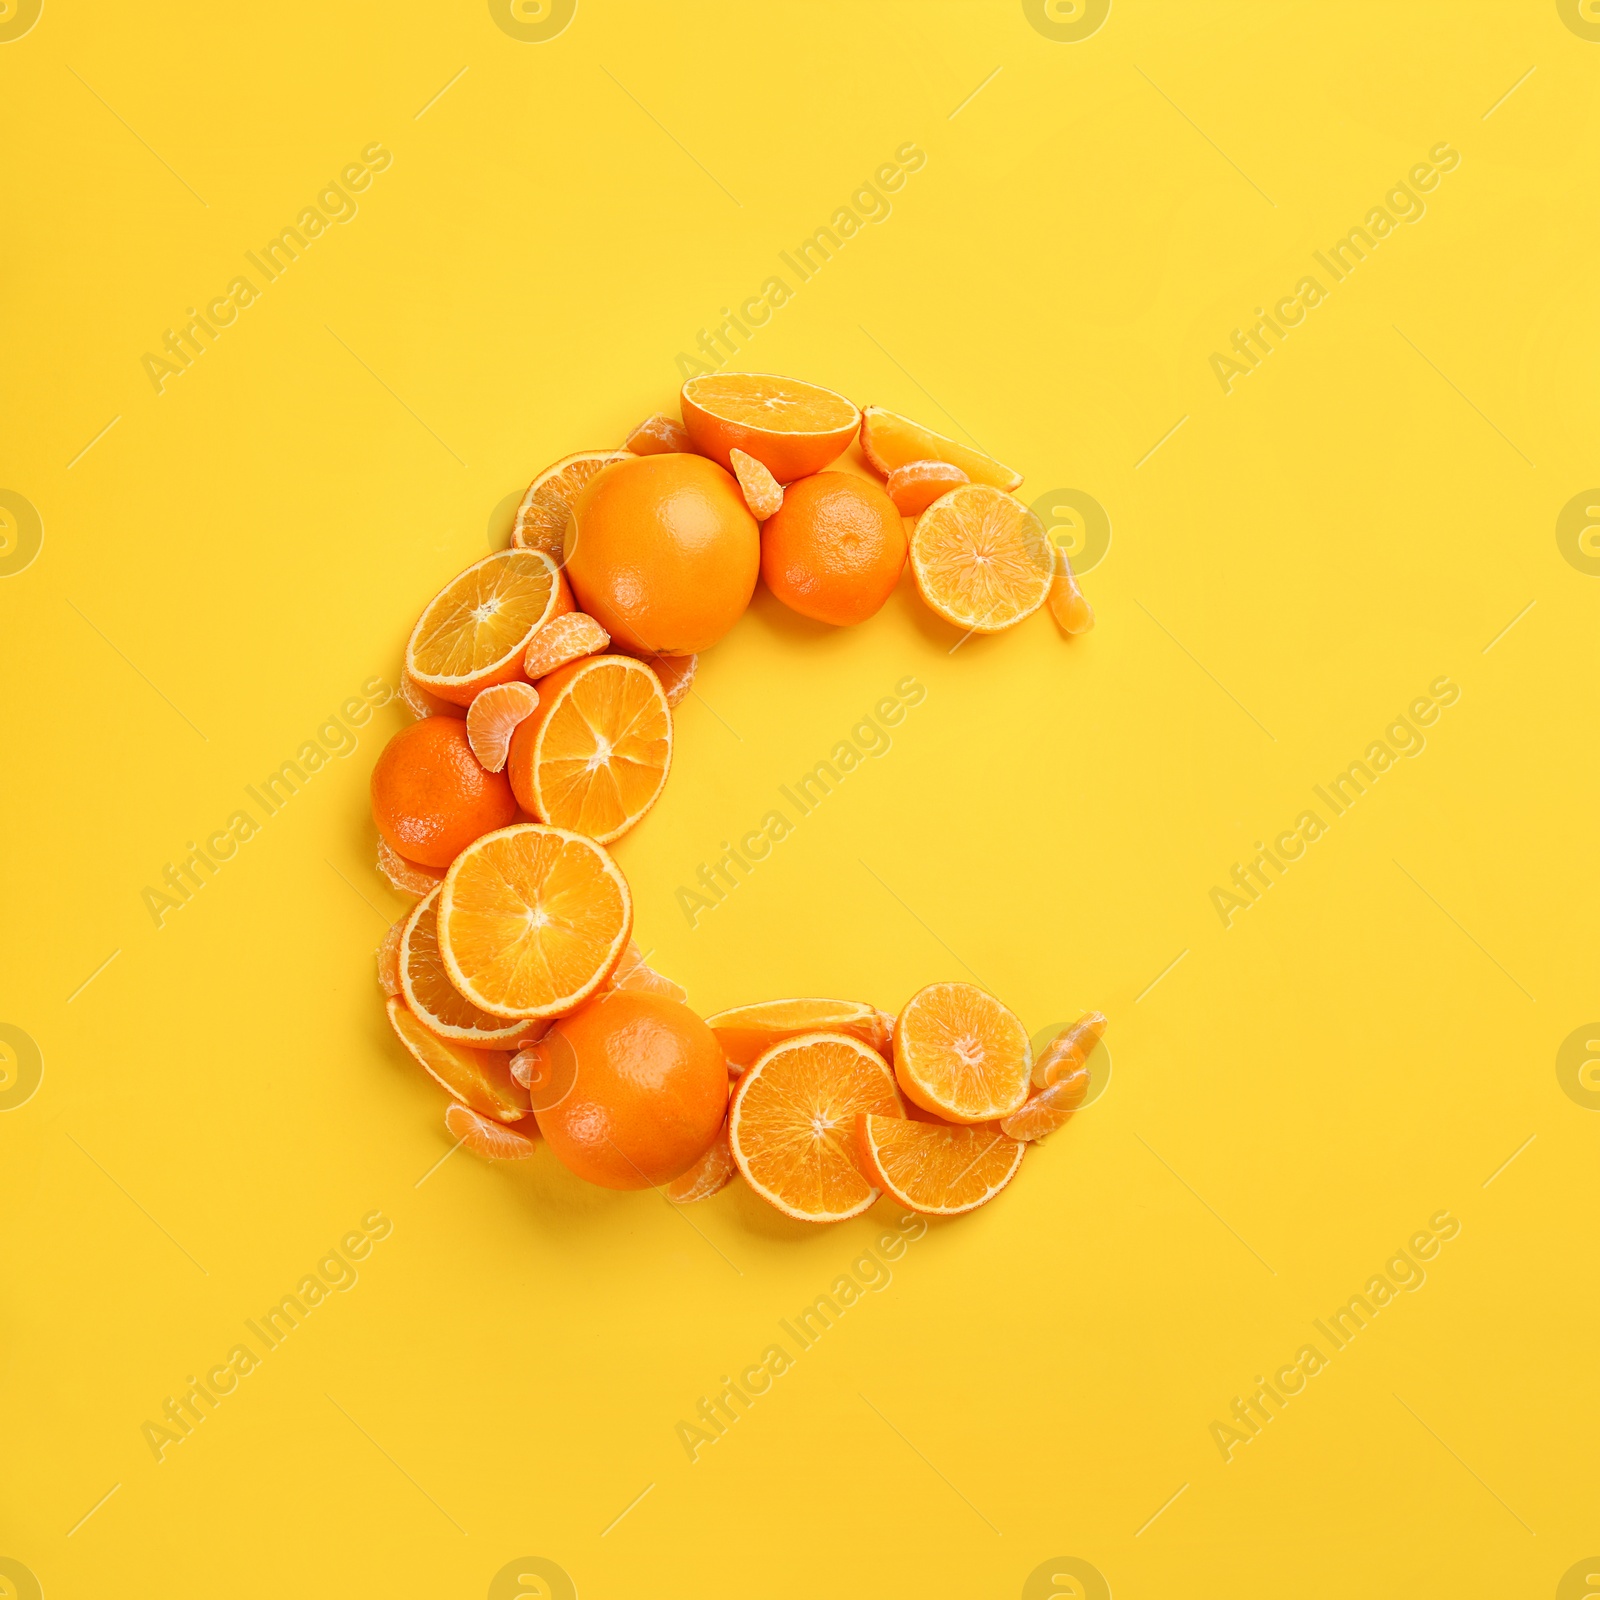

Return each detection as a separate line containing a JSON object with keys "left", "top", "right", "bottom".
{"left": 664, "top": 1118, "right": 736, "bottom": 1203}
{"left": 506, "top": 655, "right": 671, "bottom": 844}
{"left": 707, "top": 998, "right": 891, "bottom": 1073}
{"left": 910, "top": 484, "right": 1053, "bottom": 633}
{"left": 398, "top": 671, "right": 465, "bottom": 720}
{"left": 681, "top": 372, "right": 859, "bottom": 482}
{"left": 886, "top": 459, "right": 968, "bottom": 515}
{"left": 438, "top": 823, "right": 631, "bottom": 1018}
{"left": 512, "top": 451, "right": 630, "bottom": 560}
{"left": 856, "top": 1114, "right": 1025, "bottom": 1215}
{"left": 1048, "top": 551, "right": 1095, "bottom": 635}
{"left": 445, "top": 1101, "right": 540, "bottom": 1160}
{"left": 377, "top": 837, "right": 444, "bottom": 897}
{"left": 401, "top": 887, "right": 542, "bottom": 1046}
{"left": 729, "top": 448, "right": 784, "bottom": 519}
{"left": 523, "top": 611, "right": 610, "bottom": 680}
{"left": 893, "top": 982, "right": 1032, "bottom": 1123}
{"left": 625, "top": 414, "right": 693, "bottom": 455}
{"left": 728, "top": 1032, "right": 904, "bottom": 1222}
{"left": 999, "top": 1074, "right": 1088, "bottom": 1142}
{"left": 859, "top": 406, "right": 1023, "bottom": 491}
{"left": 1032, "top": 1012, "right": 1107, "bottom": 1088}
{"left": 405, "top": 549, "right": 570, "bottom": 706}
{"left": 376, "top": 916, "right": 404, "bottom": 995}
{"left": 465, "top": 681, "right": 540, "bottom": 773}
{"left": 385, "top": 997, "right": 532, "bottom": 1122}
{"left": 605, "top": 940, "right": 687, "bottom": 1003}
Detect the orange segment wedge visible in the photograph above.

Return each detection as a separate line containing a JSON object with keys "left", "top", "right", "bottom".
{"left": 438, "top": 823, "right": 631, "bottom": 1018}
{"left": 625, "top": 414, "right": 693, "bottom": 455}
{"left": 999, "top": 1074, "right": 1088, "bottom": 1141}
{"left": 523, "top": 611, "right": 610, "bottom": 680}
{"left": 445, "top": 1101, "right": 540, "bottom": 1160}
{"left": 681, "top": 372, "right": 859, "bottom": 482}
{"left": 512, "top": 451, "right": 630, "bottom": 560}
{"left": 886, "top": 459, "right": 968, "bottom": 515}
{"left": 893, "top": 982, "right": 1032, "bottom": 1123}
{"left": 706, "top": 998, "right": 891, "bottom": 1073}
{"left": 855, "top": 1114, "right": 1025, "bottom": 1215}
{"left": 728, "top": 1031, "right": 904, "bottom": 1222}
{"left": 376, "top": 916, "right": 404, "bottom": 996}
{"left": 605, "top": 940, "right": 687, "bottom": 1003}
{"left": 859, "top": 406, "right": 1023, "bottom": 491}
{"left": 1048, "top": 551, "right": 1095, "bottom": 635}
{"left": 1032, "top": 1012, "right": 1107, "bottom": 1088}
{"left": 377, "top": 837, "right": 444, "bottom": 897}
{"left": 398, "top": 671, "right": 465, "bottom": 720}
{"left": 401, "top": 887, "right": 542, "bottom": 1046}
{"left": 729, "top": 448, "right": 784, "bottom": 519}
{"left": 385, "top": 997, "right": 532, "bottom": 1122}
{"left": 663, "top": 1117, "right": 736, "bottom": 1203}
{"left": 506, "top": 654, "right": 671, "bottom": 844}
{"left": 465, "top": 681, "right": 540, "bottom": 773}
{"left": 405, "top": 549, "right": 570, "bottom": 706}
{"left": 910, "top": 484, "right": 1053, "bottom": 633}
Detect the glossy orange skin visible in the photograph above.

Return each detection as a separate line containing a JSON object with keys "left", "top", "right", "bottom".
{"left": 760, "top": 472, "right": 908, "bottom": 626}
{"left": 535, "top": 991, "right": 727, "bottom": 1189}
{"left": 563, "top": 454, "right": 759, "bottom": 655}
{"left": 370, "top": 717, "right": 517, "bottom": 869}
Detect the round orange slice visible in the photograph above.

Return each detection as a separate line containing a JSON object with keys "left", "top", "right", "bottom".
{"left": 505, "top": 655, "right": 671, "bottom": 844}
{"left": 910, "top": 484, "right": 1053, "bottom": 633}
{"left": 385, "top": 997, "right": 532, "bottom": 1122}
{"left": 512, "top": 451, "right": 630, "bottom": 561}
{"left": 438, "top": 823, "right": 631, "bottom": 1018}
{"left": 860, "top": 406, "right": 1023, "bottom": 491}
{"left": 401, "top": 887, "right": 542, "bottom": 1046}
{"left": 892, "top": 982, "right": 1032, "bottom": 1123}
{"left": 886, "top": 459, "right": 968, "bottom": 515}
{"left": 680, "top": 372, "right": 859, "bottom": 482}
{"left": 445, "top": 1101, "right": 540, "bottom": 1160}
{"left": 855, "top": 1114, "right": 1025, "bottom": 1215}
{"left": 706, "top": 998, "right": 892, "bottom": 1073}
{"left": 405, "top": 549, "right": 570, "bottom": 706}
{"left": 523, "top": 611, "right": 610, "bottom": 681}
{"left": 465, "top": 681, "right": 540, "bottom": 773}
{"left": 728, "top": 1031, "right": 904, "bottom": 1222}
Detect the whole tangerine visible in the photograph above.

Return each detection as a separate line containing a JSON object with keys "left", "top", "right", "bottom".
{"left": 370, "top": 716, "right": 517, "bottom": 869}
{"left": 760, "top": 471, "right": 907, "bottom": 626}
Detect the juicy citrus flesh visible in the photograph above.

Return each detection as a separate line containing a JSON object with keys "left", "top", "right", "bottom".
{"left": 856, "top": 1114, "right": 1025, "bottom": 1216}
{"left": 681, "top": 372, "right": 860, "bottom": 481}
{"left": 663, "top": 1118, "right": 736, "bottom": 1203}
{"left": 445, "top": 1101, "right": 540, "bottom": 1159}
{"left": 385, "top": 997, "right": 532, "bottom": 1122}
{"left": 886, "top": 459, "right": 968, "bottom": 515}
{"left": 730, "top": 448, "right": 784, "bottom": 519}
{"left": 893, "top": 982, "right": 1032, "bottom": 1123}
{"left": 859, "top": 406, "right": 1023, "bottom": 491}
{"left": 438, "top": 823, "right": 631, "bottom": 1018}
{"left": 465, "top": 681, "right": 540, "bottom": 773}
{"left": 513, "top": 451, "right": 630, "bottom": 560}
{"left": 401, "top": 887, "right": 539, "bottom": 1045}
{"left": 523, "top": 611, "right": 610, "bottom": 680}
{"left": 760, "top": 471, "right": 907, "bottom": 627}
{"left": 910, "top": 484, "right": 1054, "bottom": 633}
{"left": 729, "top": 1032, "right": 904, "bottom": 1222}
{"left": 707, "top": 998, "right": 891, "bottom": 1071}
{"left": 625, "top": 414, "right": 693, "bottom": 455}
{"left": 377, "top": 837, "right": 443, "bottom": 896}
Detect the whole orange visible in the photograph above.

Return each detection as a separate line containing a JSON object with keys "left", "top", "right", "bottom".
{"left": 562, "top": 453, "right": 758, "bottom": 655}
{"left": 761, "top": 471, "right": 907, "bottom": 626}
{"left": 370, "top": 716, "right": 517, "bottom": 869}
{"left": 533, "top": 990, "right": 727, "bottom": 1189}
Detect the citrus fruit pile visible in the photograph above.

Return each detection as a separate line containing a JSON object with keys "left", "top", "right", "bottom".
{"left": 370, "top": 372, "right": 1101, "bottom": 1220}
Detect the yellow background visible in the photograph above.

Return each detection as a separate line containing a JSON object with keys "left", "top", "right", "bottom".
{"left": 3, "top": 2, "right": 1598, "bottom": 1596}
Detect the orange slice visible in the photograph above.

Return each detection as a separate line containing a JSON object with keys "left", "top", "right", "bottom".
{"left": 892, "top": 982, "right": 1032, "bottom": 1123}
{"left": 729, "top": 448, "right": 784, "bottom": 519}
{"left": 999, "top": 1075, "right": 1088, "bottom": 1142}
{"left": 438, "top": 823, "right": 631, "bottom": 1018}
{"left": 1032, "top": 1012, "right": 1106, "bottom": 1088}
{"left": 728, "top": 1031, "right": 904, "bottom": 1222}
{"left": 405, "top": 549, "right": 571, "bottom": 707}
{"left": 506, "top": 655, "right": 671, "bottom": 844}
{"left": 398, "top": 671, "right": 465, "bottom": 720}
{"left": 625, "top": 414, "right": 693, "bottom": 455}
{"left": 523, "top": 611, "right": 610, "bottom": 680}
{"left": 385, "top": 997, "right": 532, "bottom": 1122}
{"left": 605, "top": 940, "right": 687, "bottom": 1003}
{"left": 855, "top": 1114, "right": 1025, "bottom": 1215}
{"left": 664, "top": 1118, "right": 736, "bottom": 1203}
{"left": 376, "top": 916, "right": 404, "bottom": 996}
{"left": 512, "top": 451, "right": 630, "bottom": 560}
{"left": 1048, "top": 551, "right": 1095, "bottom": 635}
{"left": 859, "top": 406, "right": 1023, "bottom": 491}
{"left": 680, "top": 372, "right": 859, "bottom": 483}
{"left": 886, "top": 459, "right": 968, "bottom": 515}
{"left": 707, "top": 998, "right": 891, "bottom": 1073}
{"left": 465, "top": 681, "right": 540, "bottom": 773}
{"left": 445, "top": 1101, "right": 540, "bottom": 1160}
{"left": 910, "top": 484, "right": 1053, "bottom": 633}
{"left": 401, "top": 887, "right": 542, "bottom": 1046}
{"left": 377, "top": 837, "right": 444, "bottom": 897}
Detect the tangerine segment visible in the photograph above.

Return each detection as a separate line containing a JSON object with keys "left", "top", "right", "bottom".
{"left": 506, "top": 655, "right": 671, "bottom": 844}
{"left": 707, "top": 998, "right": 891, "bottom": 1072}
{"left": 626, "top": 414, "right": 694, "bottom": 455}
{"left": 886, "top": 459, "right": 968, "bottom": 515}
{"left": 664, "top": 1118, "right": 736, "bottom": 1203}
{"left": 859, "top": 406, "right": 1023, "bottom": 491}
{"left": 399, "top": 672, "right": 465, "bottom": 720}
{"left": 377, "top": 837, "right": 444, "bottom": 897}
{"left": 605, "top": 940, "right": 687, "bottom": 1003}
{"left": 1048, "top": 552, "right": 1095, "bottom": 635}
{"left": 523, "top": 611, "right": 610, "bottom": 680}
{"left": 512, "top": 450, "right": 630, "bottom": 560}
{"left": 728, "top": 1032, "right": 904, "bottom": 1223}
{"left": 438, "top": 823, "right": 631, "bottom": 1018}
{"left": 910, "top": 485, "right": 1053, "bottom": 633}
{"left": 730, "top": 448, "right": 784, "bottom": 520}
{"left": 406, "top": 549, "right": 570, "bottom": 706}
{"left": 385, "top": 997, "right": 532, "bottom": 1122}
{"left": 681, "top": 372, "right": 859, "bottom": 482}
{"left": 376, "top": 917, "right": 404, "bottom": 996}
{"left": 465, "top": 681, "right": 540, "bottom": 774}
{"left": 401, "top": 887, "right": 541, "bottom": 1046}
{"left": 855, "top": 1114, "right": 1025, "bottom": 1216}
{"left": 1032, "top": 1012, "right": 1107, "bottom": 1089}
{"left": 445, "top": 1101, "right": 540, "bottom": 1160}
{"left": 999, "top": 1075, "right": 1088, "bottom": 1142}
{"left": 893, "top": 982, "right": 1032, "bottom": 1123}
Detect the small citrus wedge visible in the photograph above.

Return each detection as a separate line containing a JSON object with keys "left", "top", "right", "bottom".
{"left": 663, "top": 1117, "right": 736, "bottom": 1203}
{"left": 398, "top": 671, "right": 465, "bottom": 721}
{"left": 465, "top": 681, "right": 540, "bottom": 773}
{"left": 625, "top": 414, "right": 694, "bottom": 455}
{"left": 445, "top": 1101, "right": 540, "bottom": 1160}
{"left": 707, "top": 998, "right": 891, "bottom": 1073}
{"left": 893, "top": 982, "right": 1032, "bottom": 1123}
{"left": 859, "top": 406, "right": 1023, "bottom": 491}
{"left": 523, "top": 611, "right": 610, "bottom": 680}
{"left": 999, "top": 1073, "right": 1089, "bottom": 1142}
{"left": 377, "top": 837, "right": 444, "bottom": 897}
{"left": 401, "top": 887, "right": 542, "bottom": 1046}
{"left": 605, "top": 940, "right": 687, "bottom": 1003}
{"left": 886, "top": 459, "right": 969, "bottom": 515}
{"left": 376, "top": 917, "right": 404, "bottom": 996}
{"left": 855, "top": 1114, "right": 1025, "bottom": 1215}
{"left": 1048, "top": 551, "right": 1095, "bottom": 635}
{"left": 910, "top": 484, "right": 1053, "bottom": 633}
{"left": 385, "top": 997, "right": 532, "bottom": 1122}
{"left": 1032, "top": 1012, "right": 1107, "bottom": 1088}
{"left": 730, "top": 448, "right": 784, "bottom": 519}
{"left": 512, "top": 450, "right": 630, "bottom": 560}
{"left": 681, "top": 372, "right": 859, "bottom": 482}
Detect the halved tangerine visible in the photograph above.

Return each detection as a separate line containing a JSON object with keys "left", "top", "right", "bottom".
{"left": 680, "top": 372, "right": 859, "bottom": 483}
{"left": 401, "top": 887, "right": 542, "bottom": 1046}
{"left": 445, "top": 1101, "right": 540, "bottom": 1159}
{"left": 512, "top": 450, "right": 630, "bottom": 561}
{"left": 707, "top": 997, "right": 892, "bottom": 1073}
{"left": 465, "top": 681, "right": 540, "bottom": 773}
{"left": 385, "top": 996, "right": 531, "bottom": 1122}
{"left": 855, "top": 1114, "right": 1025, "bottom": 1216}
{"left": 523, "top": 611, "right": 610, "bottom": 681}
{"left": 893, "top": 982, "right": 1032, "bottom": 1123}
{"left": 860, "top": 406, "right": 1023, "bottom": 491}
{"left": 910, "top": 484, "right": 1053, "bottom": 633}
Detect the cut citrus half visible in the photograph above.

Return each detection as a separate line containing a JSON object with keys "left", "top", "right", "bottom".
{"left": 511, "top": 451, "right": 630, "bottom": 560}
{"left": 405, "top": 549, "right": 571, "bottom": 706}
{"left": 605, "top": 940, "right": 687, "bottom": 1003}
{"left": 625, "top": 414, "right": 693, "bottom": 455}
{"left": 376, "top": 916, "right": 404, "bottom": 996}
{"left": 438, "top": 823, "right": 631, "bottom": 1018}
{"left": 859, "top": 406, "right": 1023, "bottom": 491}
{"left": 910, "top": 484, "right": 1053, "bottom": 633}
{"left": 385, "top": 997, "right": 532, "bottom": 1122}
{"left": 663, "top": 1117, "right": 736, "bottom": 1203}
{"left": 1032, "top": 1012, "right": 1106, "bottom": 1088}
{"left": 893, "top": 982, "right": 1032, "bottom": 1123}
{"left": 445, "top": 1101, "right": 540, "bottom": 1160}
{"left": 728, "top": 1031, "right": 904, "bottom": 1222}
{"left": 707, "top": 998, "right": 891, "bottom": 1073}
{"left": 730, "top": 448, "right": 784, "bottom": 519}
{"left": 506, "top": 654, "right": 671, "bottom": 844}
{"left": 399, "top": 671, "right": 465, "bottom": 720}
{"left": 1048, "top": 550, "right": 1095, "bottom": 635}
{"left": 465, "top": 681, "right": 540, "bottom": 773}
{"left": 401, "top": 887, "right": 542, "bottom": 1046}
{"left": 377, "top": 837, "right": 444, "bottom": 897}
{"left": 680, "top": 372, "right": 859, "bottom": 482}
{"left": 886, "top": 459, "right": 968, "bottom": 515}
{"left": 523, "top": 611, "right": 610, "bottom": 680}
{"left": 855, "top": 1114, "right": 1025, "bottom": 1215}
{"left": 999, "top": 1075, "right": 1088, "bottom": 1142}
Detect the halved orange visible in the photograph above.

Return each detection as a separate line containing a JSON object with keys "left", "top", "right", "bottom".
{"left": 706, "top": 998, "right": 891, "bottom": 1073}
{"left": 729, "top": 448, "right": 784, "bottom": 519}
{"left": 681, "top": 372, "right": 859, "bottom": 482}
{"left": 910, "top": 484, "right": 1053, "bottom": 633}
{"left": 1048, "top": 551, "right": 1095, "bottom": 635}
{"left": 855, "top": 1114, "right": 1025, "bottom": 1215}
{"left": 893, "top": 982, "right": 1032, "bottom": 1123}
{"left": 505, "top": 655, "right": 671, "bottom": 844}
{"left": 512, "top": 451, "right": 630, "bottom": 561}
{"left": 625, "top": 414, "right": 693, "bottom": 456}
{"left": 405, "top": 549, "right": 571, "bottom": 707}
{"left": 859, "top": 406, "right": 1023, "bottom": 491}
{"left": 886, "top": 459, "right": 968, "bottom": 515}
{"left": 999, "top": 1075, "right": 1088, "bottom": 1142}
{"left": 728, "top": 1031, "right": 904, "bottom": 1222}
{"left": 401, "top": 887, "right": 542, "bottom": 1046}
{"left": 445, "top": 1101, "right": 540, "bottom": 1160}
{"left": 385, "top": 996, "right": 532, "bottom": 1122}
{"left": 438, "top": 823, "right": 631, "bottom": 1018}
{"left": 664, "top": 1116, "right": 736, "bottom": 1203}
{"left": 465, "top": 681, "right": 540, "bottom": 773}
{"left": 377, "top": 837, "right": 444, "bottom": 897}
{"left": 376, "top": 916, "right": 404, "bottom": 996}
{"left": 605, "top": 940, "right": 687, "bottom": 1003}
{"left": 523, "top": 611, "right": 610, "bottom": 680}
{"left": 1032, "top": 1012, "right": 1106, "bottom": 1088}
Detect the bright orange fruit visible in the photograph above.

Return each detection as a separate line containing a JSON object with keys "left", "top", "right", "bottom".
{"left": 445, "top": 1101, "right": 540, "bottom": 1160}
{"left": 385, "top": 997, "right": 531, "bottom": 1122}
{"left": 855, "top": 1114, "right": 1025, "bottom": 1215}
{"left": 729, "top": 448, "right": 784, "bottom": 520}
{"left": 859, "top": 406, "right": 1023, "bottom": 491}
{"left": 892, "top": 982, "right": 1032, "bottom": 1123}
{"left": 465, "top": 681, "right": 540, "bottom": 774}
{"left": 886, "top": 459, "right": 968, "bottom": 515}
{"left": 681, "top": 372, "right": 859, "bottom": 482}
{"left": 909, "top": 484, "right": 1053, "bottom": 633}
{"left": 706, "top": 998, "right": 891, "bottom": 1073}
{"left": 370, "top": 716, "right": 518, "bottom": 869}
{"left": 523, "top": 611, "right": 610, "bottom": 680}
{"left": 512, "top": 451, "right": 630, "bottom": 561}
{"left": 760, "top": 471, "right": 906, "bottom": 626}
{"left": 400, "top": 887, "right": 540, "bottom": 1046}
